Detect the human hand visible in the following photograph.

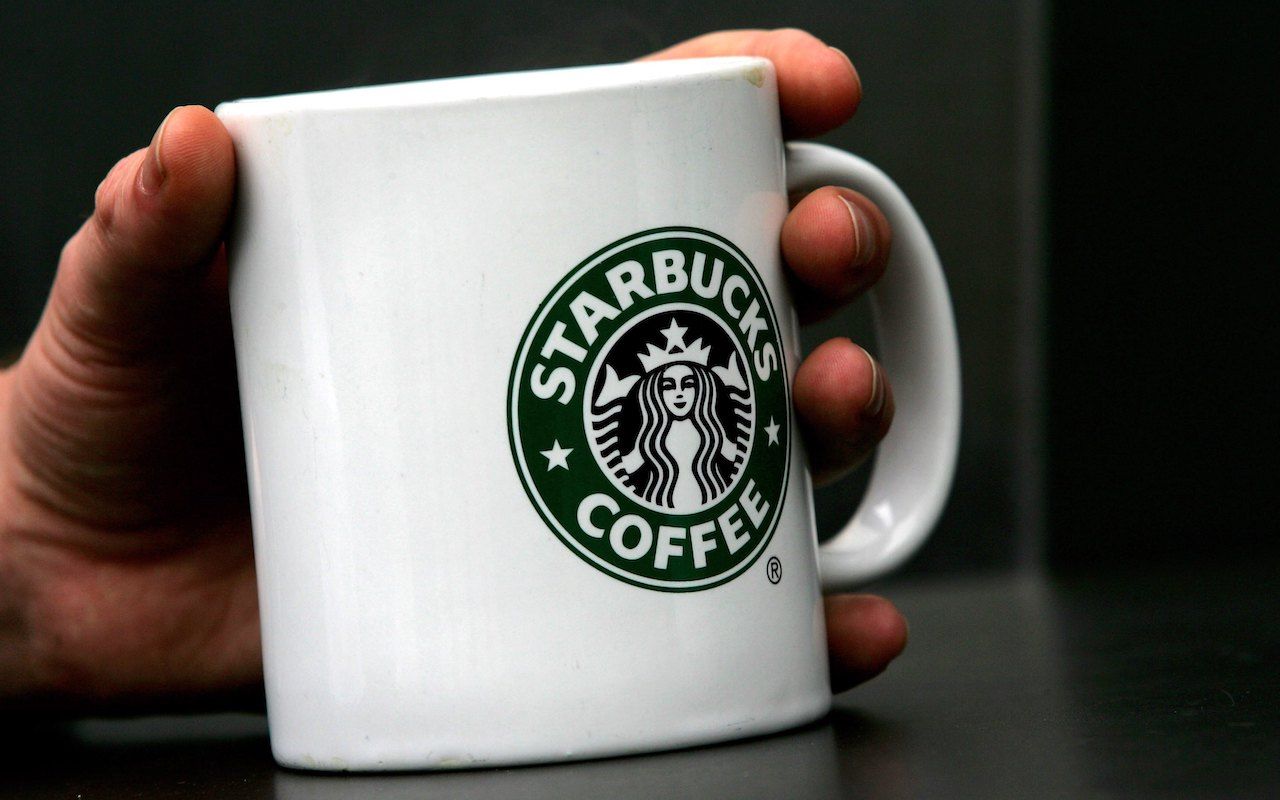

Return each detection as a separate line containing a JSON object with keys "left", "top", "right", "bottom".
{"left": 0, "top": 28, "right": 903, "bottom": 713}
{"left": 0, "top": 105, "right": 256, "bottom": 713}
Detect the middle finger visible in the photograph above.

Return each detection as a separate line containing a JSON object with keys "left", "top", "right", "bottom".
{"left": 782, "top": 187, "right": 891, "bottom": 323}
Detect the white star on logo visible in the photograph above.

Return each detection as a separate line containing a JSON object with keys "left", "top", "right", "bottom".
{"left": 541, "top": 440, "right": 573, "bottom": 471}
{"left": 765, "top": 417, "right": 780, "bottom": 446}
{"left": 659, "top": 317, "right": 688, "bottom": 351}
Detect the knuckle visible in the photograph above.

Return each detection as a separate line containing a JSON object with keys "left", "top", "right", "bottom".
{"left": 90, "top": 151, "right": 144, "bottom": 238}
{"left": 769, "top": 27, "right": 816, "bottom": 43}
{"left": 92, "top": 175, "right": 118, "bottom": 233}
{"left": 759, "top": 27, "right": 820, "bottom": 59}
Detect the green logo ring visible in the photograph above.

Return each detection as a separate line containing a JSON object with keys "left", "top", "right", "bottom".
{"left": 508, "top": 227, "right": 791, "bottom": 592}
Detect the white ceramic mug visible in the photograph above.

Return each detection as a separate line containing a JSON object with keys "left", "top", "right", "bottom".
{"left": 217, "top": 56, "right": 960, "bottom": 771}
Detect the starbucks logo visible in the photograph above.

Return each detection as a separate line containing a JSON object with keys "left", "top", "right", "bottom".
{"left": 508, "top": 228, "right": 790, "bottom": 591}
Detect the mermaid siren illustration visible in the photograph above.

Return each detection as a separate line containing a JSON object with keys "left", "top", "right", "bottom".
{"left": 589, "top": 313, "right": 754, "bottom": 513}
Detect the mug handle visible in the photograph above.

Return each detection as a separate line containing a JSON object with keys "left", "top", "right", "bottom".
{"left": 784, "top": 143, "right": 962, "bottom": 591}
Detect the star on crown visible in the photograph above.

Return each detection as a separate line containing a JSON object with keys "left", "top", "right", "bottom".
{"left": 638, "top": 318, "right": 711, "bottom": 372}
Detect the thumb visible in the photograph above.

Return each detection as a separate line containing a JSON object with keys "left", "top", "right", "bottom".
{"left": 40, "top": 105, "right": 234, "bottom": 363}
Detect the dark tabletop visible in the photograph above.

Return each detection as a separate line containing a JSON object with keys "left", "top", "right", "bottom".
{"left": 6, "top": 560, "right": 1275, "bottom": 799}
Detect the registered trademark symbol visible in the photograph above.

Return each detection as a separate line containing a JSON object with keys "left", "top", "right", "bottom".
{"left": 766, "top": 556, "right": 782, "bottom": 584}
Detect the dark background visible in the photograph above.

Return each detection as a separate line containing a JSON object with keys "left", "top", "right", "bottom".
{"left": 1048, "top": 1, "right": 1277, "bottom": 568}
{"left": 1, "top": 1, "right": 1274, "bottom": 577}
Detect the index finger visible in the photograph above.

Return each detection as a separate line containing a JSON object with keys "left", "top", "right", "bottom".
{"left": 640, "top": 28, "right": 862, "bottom": 138}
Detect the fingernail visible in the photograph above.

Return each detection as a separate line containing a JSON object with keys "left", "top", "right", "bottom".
{"left": 830, "top": 46, "right": 855, "bottom": 74}
{"left": 839, "top": 195, "right": 878, "bottom": 268}
{"left": 138, "top": 108, "right": 174, "bottom": 195}
{"left": 858, "top": 345, "right": 886, "bottom": 417}
{"left": 830, "top": 46, "right": 861, "bottom": 93}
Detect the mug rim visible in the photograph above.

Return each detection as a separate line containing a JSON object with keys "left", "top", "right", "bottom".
{"left": 216, "top": 56, "right": 772, "bottom": 117}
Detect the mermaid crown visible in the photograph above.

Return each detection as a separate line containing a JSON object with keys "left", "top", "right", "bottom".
{"left": 638, "top": 318, "right": 710, "bottom": 372}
